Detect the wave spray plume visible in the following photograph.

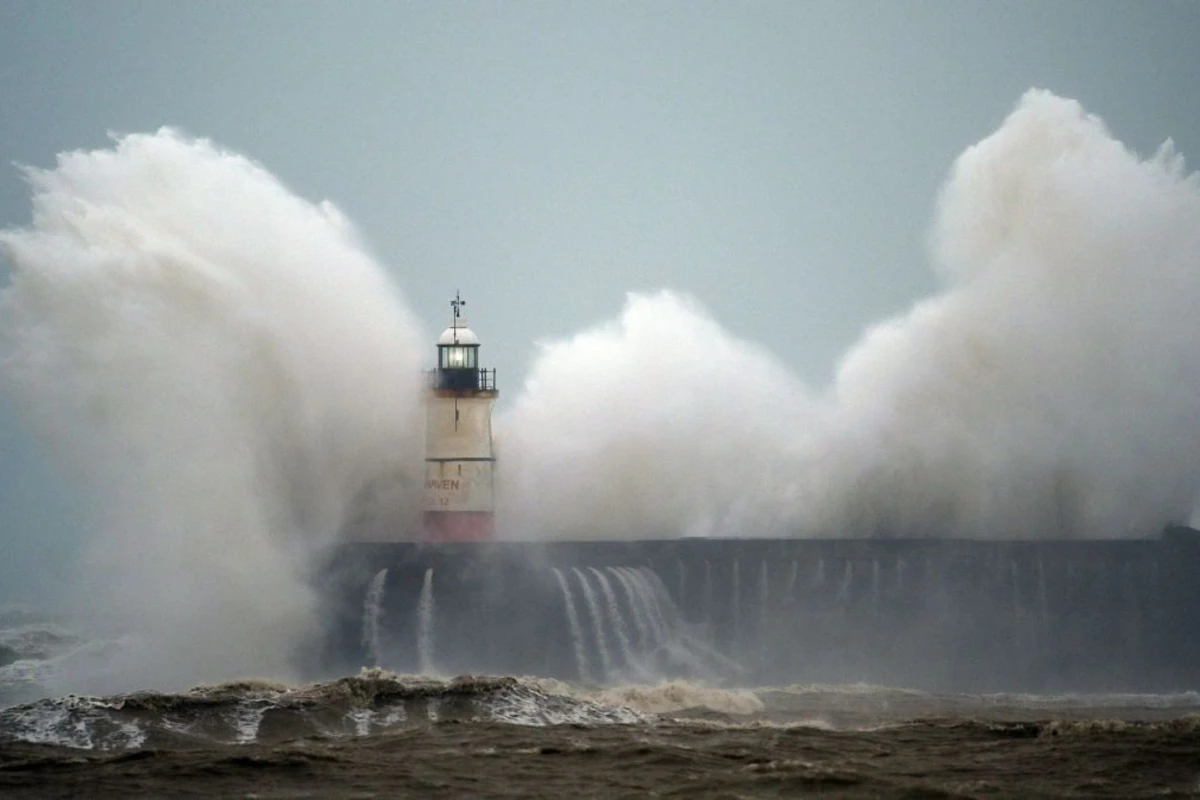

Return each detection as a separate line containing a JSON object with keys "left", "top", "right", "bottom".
{"left": 0, "top": 129, "right": 426, "bottom": 694}
{"left": 502, "top": 91, "right": 1200, "bottom": 540}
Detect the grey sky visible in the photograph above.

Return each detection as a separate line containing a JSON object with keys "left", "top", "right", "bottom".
{"left": 2, "top": 1, "right": 1199, "bottom": 599}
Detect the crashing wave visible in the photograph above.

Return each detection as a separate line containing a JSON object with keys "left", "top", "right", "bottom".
{"left": 0, "top": 618, "right": 99, "bottom": 708}
{"left": 0, "top": 628, "right": 129, "bottom": 709}
{"left": 0, "top": 607, "right": 82, "bottom": 668}
{"left": 524, "top": 676, "right": 765, "bottom": 716}
{"left": 0, "top": 670, "right": 651, "bottom": 750}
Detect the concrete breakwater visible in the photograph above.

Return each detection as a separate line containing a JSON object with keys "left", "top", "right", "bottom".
{"left": 322, "top": 529, "right": 1200, "bottom": 692}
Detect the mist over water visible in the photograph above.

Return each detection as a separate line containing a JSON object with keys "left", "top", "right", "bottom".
{"left": 2, "top": 90, "right": 1200, "bottom": 694}
{"left": 0, "top": 130, "right": 426, "bottom": 692}
{"left": 502, "top": 90, "right": 1200, "bottom": 540}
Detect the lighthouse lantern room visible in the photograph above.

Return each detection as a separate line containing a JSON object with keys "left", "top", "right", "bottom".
{"left": 423, "top": 292, "right": 498, "bottom": 542}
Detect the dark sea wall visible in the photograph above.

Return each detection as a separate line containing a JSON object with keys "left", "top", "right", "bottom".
{"left": 320, "top": 529, "right": 1200, "bottom": 692}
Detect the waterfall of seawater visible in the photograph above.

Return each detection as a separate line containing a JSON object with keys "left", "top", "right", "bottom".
{"left": 632, "top": 568, "right": 671, "bottom": 643}
{"left": 361, "top": 568, "right": 388, "bottom": 668}
{"left": 645, "top": 569, "right": 682, "bottom": 625}
{"left": 417, "top": 568, "right": 436, "bottom": 674}
{"left": 611, "top": 568, "right": 652, "bottom": 649}
{"left": 591, "top": 568, "right": 634, "bottom": 668}
{"left": 553, "top": 568, "right": 590, "bottom": 682}
{"left": 573, "top": 567, "right": 612, "bottom": 678}
{"left": 642, "top": 566, "right": 746, "bottom": 680}
{"left": 548, "top": 565, "right": 744, "bottom": 682}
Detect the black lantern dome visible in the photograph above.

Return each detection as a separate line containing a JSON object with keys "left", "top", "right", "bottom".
{"left": 434, "top": 292, "right": 495, "bottom": 391}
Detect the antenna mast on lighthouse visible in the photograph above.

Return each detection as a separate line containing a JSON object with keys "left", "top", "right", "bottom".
{"left": 422, "top": 292, "right": 498, "bottom": 542}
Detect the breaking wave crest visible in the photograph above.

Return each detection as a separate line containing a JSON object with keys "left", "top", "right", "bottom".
{"left": 8, "top": 668, "right": 1200, "bottom": 753}
{"left": 0, "top": 671, "right": 652, "bottom": 750}
{"left": 525, "top": 676, "right": 765, "bottom": 715}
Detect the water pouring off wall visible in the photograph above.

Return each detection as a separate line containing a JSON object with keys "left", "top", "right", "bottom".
{"left": 361, "top": 568, "right": 388, "bottom": 668}
{"left": 417, "top": 569, "right": 436, "bottom": 674}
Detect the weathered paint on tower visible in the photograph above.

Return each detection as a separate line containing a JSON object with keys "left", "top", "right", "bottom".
{"left": 423, "top": 293, "right": 498, "bottom": 542}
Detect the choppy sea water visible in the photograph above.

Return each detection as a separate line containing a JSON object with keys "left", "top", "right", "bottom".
{"left": 3, "top": 611, "right": 1200, "bottom": 798}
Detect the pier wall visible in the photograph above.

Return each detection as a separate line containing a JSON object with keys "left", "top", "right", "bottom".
{"left": 322, "top": 531, "right": 1200, "bottom": 691}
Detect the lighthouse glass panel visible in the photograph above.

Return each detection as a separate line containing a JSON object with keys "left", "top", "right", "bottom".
{"left": 440, "top": 345, "right": 477, "bottom": 369}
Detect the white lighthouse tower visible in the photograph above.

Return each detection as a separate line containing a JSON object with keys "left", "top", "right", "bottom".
{"left": 423, "top": 292, "right": 498, "bottom": 542}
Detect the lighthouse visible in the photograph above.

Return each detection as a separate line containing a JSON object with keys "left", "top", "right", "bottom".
{"left": 423, "top": 292, "right": 498, "bottom": 542}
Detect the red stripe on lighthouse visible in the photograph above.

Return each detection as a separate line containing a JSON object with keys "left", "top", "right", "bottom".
{"left": 422, "top": 512, "right": 495, "bottom": 543}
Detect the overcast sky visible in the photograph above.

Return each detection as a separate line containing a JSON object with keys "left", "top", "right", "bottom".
{"left": 2, "top": 1, "right": 1199, "bottom": 598}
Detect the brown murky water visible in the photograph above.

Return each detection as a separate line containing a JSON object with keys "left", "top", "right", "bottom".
{"left": 4, "top": 716, "right": 1200, "bottom": 798}
{"left": 3, "top": 674, "right": 1200, "bottom": 798}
